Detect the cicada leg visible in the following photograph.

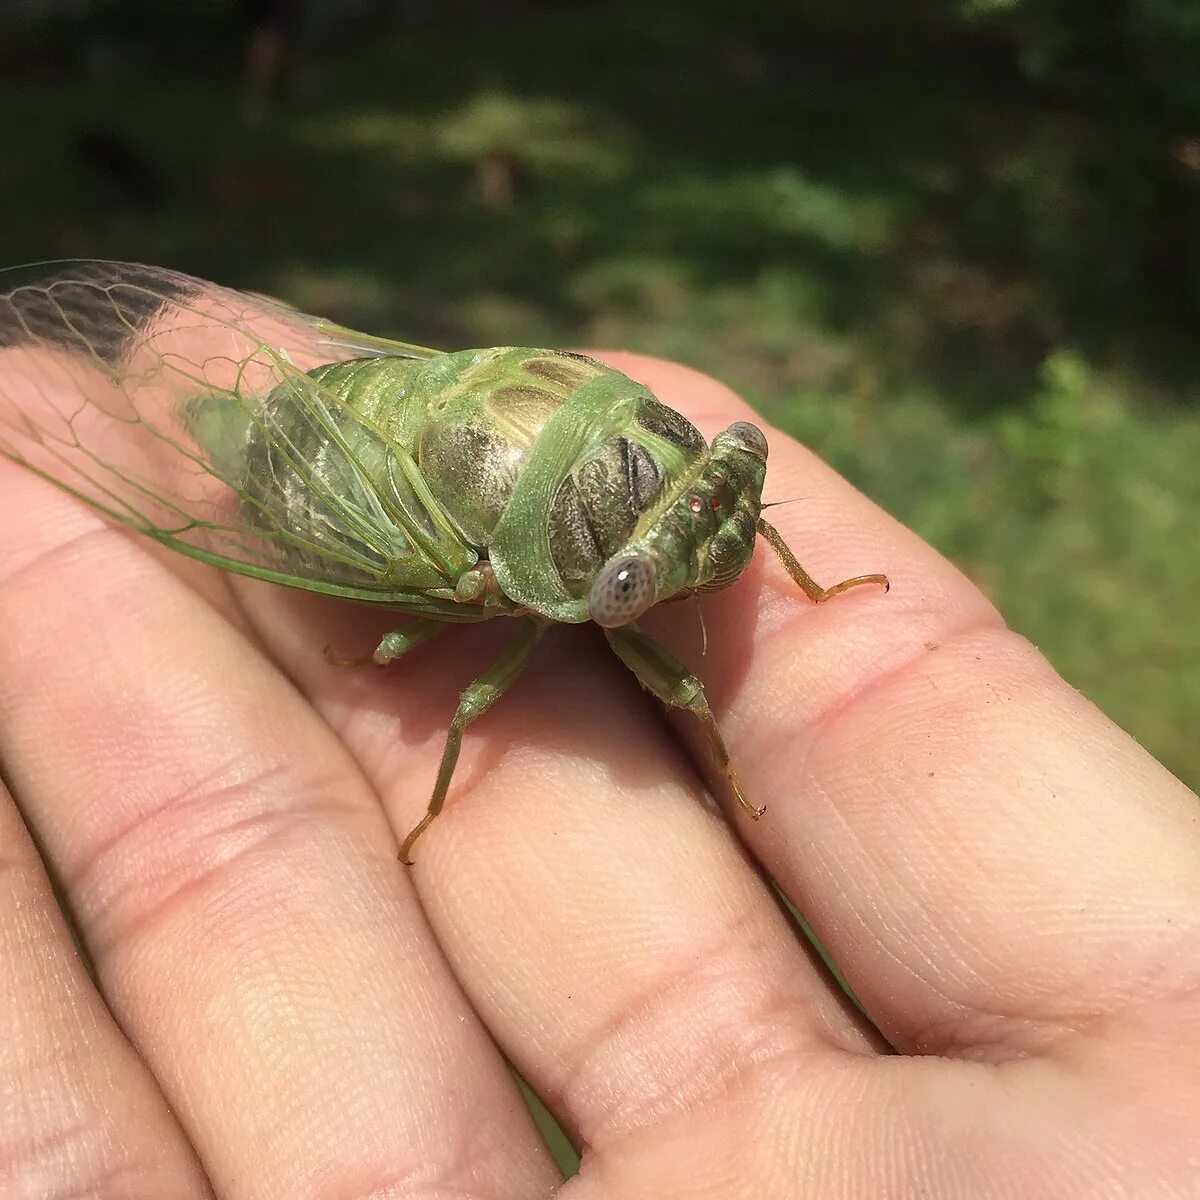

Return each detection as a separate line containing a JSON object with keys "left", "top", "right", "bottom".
{"left": 398, "top": 617, "right": 543, "bottom": 864}
{"left": 324, "top": 618, "right": 446, "bottom": 668}
{"left": 603, "top": 626, "right": 765, "bottom": 821}
{"left": 757, "top": 517, "right": 889, "bottom": 602}
{"left": 324, "top": 647, "right": 375, "bottom": 668}
{"left": 373, "top": 618, "right": 448, "bottom": 665}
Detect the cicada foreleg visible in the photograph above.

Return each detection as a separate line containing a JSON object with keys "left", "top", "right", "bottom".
{"left": 603, "top": 626, "right": 765, "bottom": 822}
{"left": 757, "top": 517, "right": 889, "bottom": 602}
{"left": 398, "top": 617, "right": 543, "bottom": 864}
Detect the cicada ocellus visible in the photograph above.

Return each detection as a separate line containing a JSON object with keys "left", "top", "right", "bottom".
{"left": 0, "top": 261, "right": 888, "bottom": 860}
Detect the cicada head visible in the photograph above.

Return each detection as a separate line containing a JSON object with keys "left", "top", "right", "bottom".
{"left": 481, "top": 355, "right": 775, "bottom": 626}
{"left": 587, "top": 419, "right": 769, "bottom": 627}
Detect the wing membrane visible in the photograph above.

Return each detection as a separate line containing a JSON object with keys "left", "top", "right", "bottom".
{"left": 0, "top": 260, "right": 476, "bottom": 608}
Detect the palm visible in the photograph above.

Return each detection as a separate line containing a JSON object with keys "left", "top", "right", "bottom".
{"left": 1, "top": 354, "right": 1196, "bottom": 1199}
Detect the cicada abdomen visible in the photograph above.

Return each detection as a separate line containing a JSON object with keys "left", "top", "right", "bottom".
{"left": 0, "top": 261, "right": 457, "bottom": 601}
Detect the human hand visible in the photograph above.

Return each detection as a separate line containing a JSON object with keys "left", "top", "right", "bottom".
{"left": 1, "top": 354, "right": 1196, "bottom": 1198}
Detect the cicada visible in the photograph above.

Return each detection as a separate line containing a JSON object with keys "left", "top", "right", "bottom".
{"left": 0, "top": 261, "right": 888, "bottom": 860}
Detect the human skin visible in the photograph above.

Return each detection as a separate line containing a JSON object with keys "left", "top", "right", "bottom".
{"left": 0, "top": 352, "right": 1197, "bottom": 1199}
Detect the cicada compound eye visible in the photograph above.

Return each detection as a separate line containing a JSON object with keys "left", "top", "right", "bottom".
{"left": 588, "top": 555, "right": 657, "bottom": 628}
{"left": 724, "top": 421, "right": 768, "bottom": 459}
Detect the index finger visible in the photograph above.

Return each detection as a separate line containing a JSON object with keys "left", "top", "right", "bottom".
{"left": 606, "top": 352, "right": 1200, "bottom": 1059}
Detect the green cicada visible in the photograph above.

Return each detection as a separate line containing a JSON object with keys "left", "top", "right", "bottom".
{"left": 0, "top": 260, "right": 888, "bottom": 860}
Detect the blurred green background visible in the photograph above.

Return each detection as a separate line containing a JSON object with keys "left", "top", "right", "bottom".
{"left": 1, "top": 0, "right": 1197, "bottom": 793}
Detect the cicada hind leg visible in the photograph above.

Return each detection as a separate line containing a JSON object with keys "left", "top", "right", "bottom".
{"left": 323, "top": 618, "right": 447, "bottom": 668}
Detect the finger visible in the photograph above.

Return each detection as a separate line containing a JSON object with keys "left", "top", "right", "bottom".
{"left": 0, "top": 464, "right": 560, "bottom": 1199}
{"left": 606, "top": 353, "right": 1200, "bottom": 1059}
{"left": 0, "top": 788, "right": 211, "bottom": 1198}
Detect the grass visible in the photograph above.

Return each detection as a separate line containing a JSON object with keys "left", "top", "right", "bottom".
{"left": 1, "top": 2, "right": 1196, "bottom": 796}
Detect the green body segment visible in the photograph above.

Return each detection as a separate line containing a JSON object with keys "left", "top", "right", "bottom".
{"left": 193, "top": 346, "right": 769, "bottom": 622}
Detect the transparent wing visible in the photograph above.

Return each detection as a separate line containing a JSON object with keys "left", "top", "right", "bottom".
{"left": 0, "top": 259, "right": 478, "bottom": 610}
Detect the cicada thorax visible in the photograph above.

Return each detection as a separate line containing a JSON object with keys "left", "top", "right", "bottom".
{"left": 361, "top": 347, "right": 716, "bottom": 620}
